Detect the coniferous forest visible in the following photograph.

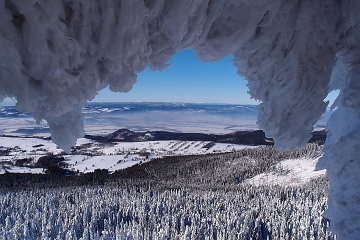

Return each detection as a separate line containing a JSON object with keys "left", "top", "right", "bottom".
{"left": 0, "top": 144, "right": 336, "bottom": 239}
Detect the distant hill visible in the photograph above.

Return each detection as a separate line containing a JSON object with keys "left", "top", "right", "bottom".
{"left": 85, "top": 129, "right": 326, "bottom": 146}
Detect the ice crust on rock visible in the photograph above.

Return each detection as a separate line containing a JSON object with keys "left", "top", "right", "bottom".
{"left": 0, "top": 0, "right": 360, "bottom": 237}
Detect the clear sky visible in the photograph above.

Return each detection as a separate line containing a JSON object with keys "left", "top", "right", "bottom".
{"left": 92, "top": 49, "right": 258, "bottom": 104}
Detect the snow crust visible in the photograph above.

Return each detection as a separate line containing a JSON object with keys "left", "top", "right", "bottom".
{"left": 0, "top": 0, "right": 360, "bottom": 238}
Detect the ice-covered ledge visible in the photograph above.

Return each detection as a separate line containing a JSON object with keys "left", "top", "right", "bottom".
{"left": 0, "top": 0, "right": 359, "bottom": 238}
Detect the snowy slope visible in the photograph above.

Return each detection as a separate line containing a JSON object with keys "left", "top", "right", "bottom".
{"left": 244, "top": 157, "right": 326, "bottom": 186}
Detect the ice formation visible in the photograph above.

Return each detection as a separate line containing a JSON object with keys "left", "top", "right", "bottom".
{"left": 0, "top": 0, "right": 359, "bottom": 238}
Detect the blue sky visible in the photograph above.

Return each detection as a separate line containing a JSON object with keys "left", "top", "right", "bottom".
{"left": 93, "top": 49, "right": 258, "bottom": 104}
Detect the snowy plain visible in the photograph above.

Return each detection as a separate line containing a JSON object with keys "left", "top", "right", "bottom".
{"left": 0, "top": 103, "right": 330, "bottom": 137}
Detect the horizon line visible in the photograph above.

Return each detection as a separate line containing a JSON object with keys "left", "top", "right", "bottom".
{"left": 88, "top": 100, "right": 260, "bottom": 105}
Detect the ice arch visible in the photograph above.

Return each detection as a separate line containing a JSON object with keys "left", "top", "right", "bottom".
{"left": 0, "top": 0, "right": 359, "bottom": 238}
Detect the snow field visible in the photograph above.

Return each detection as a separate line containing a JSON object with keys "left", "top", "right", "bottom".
{"left": 64, "top": 141, "right": 255, "bottom": 173}
{"left": 0, "top": 137, "right": 255, "bottom": 174}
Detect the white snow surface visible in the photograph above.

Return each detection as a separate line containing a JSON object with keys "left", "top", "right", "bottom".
{"left": 1, "top": 1, "right": 360, "bottom": 238}
{"left": 245, "top": 157, "right": 326, "bottom": 187}
{"left": 0, "top": 136, "right": 60, "bottom": 154}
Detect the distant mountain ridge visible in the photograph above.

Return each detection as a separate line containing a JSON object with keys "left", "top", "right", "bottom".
{"left": 85, "top": 129, "right": 327, "bottom": 146}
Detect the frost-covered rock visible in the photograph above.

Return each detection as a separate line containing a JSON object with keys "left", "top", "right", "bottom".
{"left": 0, "top": 0, "right": 340, "bottom": 151}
